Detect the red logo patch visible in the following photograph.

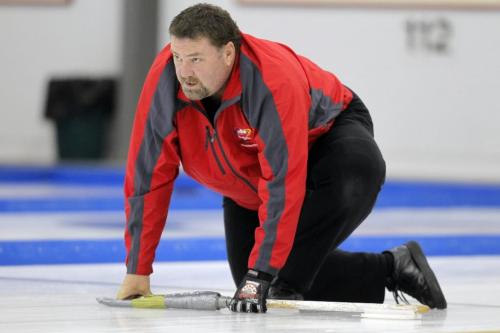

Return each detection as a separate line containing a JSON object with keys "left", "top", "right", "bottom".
{"left": 234, "top": 128, "right": 258, "bottom": 149}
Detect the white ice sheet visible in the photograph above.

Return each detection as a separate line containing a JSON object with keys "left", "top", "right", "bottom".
{"left": 1, "top": 257, "right": 500, "bottom": 333}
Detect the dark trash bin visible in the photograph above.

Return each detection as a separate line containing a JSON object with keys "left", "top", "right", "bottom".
{"left": 44, "top": 78, "right": 116, "bottom": 160}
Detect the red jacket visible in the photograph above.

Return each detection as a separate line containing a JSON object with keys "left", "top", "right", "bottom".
{"left": 124, "top": 33, "right": 353, "bottom": 276}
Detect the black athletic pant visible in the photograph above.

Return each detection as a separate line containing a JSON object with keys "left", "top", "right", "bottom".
{"left": 223, "top": 92, "right": 389, "bottom": 303}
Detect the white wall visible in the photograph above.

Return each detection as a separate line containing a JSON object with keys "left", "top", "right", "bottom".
{"left": 159, "top": 0, "right": 500, "bottom": 182}
{"left": 0, "top": 0, "right": 498, "bottom": 182}
{"left": 0, "top": 0, "right": 123, "bottom": 164}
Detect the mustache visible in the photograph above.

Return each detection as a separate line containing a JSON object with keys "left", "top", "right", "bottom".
{"left": 180, "top": 76, "right": 199, "bottom": 85}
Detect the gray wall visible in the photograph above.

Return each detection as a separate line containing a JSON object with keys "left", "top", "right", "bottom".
{"left": 109, "top": 0, "right": 158, "bottom": 160}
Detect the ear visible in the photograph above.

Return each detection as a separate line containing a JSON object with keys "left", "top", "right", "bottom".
{"left": 223, "top": 41, "right": 236, "bottom": 66}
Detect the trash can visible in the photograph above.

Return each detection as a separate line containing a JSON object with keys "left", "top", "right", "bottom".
{"left": 44, "top": 78, "right": 116, "bottom": 160}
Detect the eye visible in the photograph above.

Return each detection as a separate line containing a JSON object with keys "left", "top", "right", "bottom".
{"left": 173, "top": 54, "right": 181, "bottom": 62}
{"left": 191, "top": 57, "right": 201, "bottom": 63}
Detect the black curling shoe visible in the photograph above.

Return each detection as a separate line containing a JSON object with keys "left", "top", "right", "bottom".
{"left": 267, "top": 279, "right": 304, "bottom": 300}
{"left": 385, "top": 241, "right": 447, "bottom": 309}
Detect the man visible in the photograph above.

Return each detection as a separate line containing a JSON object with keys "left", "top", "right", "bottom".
{"left": 117, "top": 3, "right": 447, "bottom": 313}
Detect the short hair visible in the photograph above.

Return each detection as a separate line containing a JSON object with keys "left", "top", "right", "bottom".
{"left": 169, "top": 3, "right": 241, "bottom": 50}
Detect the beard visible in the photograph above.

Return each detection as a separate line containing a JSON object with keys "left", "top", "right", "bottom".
{"left": 180, "top": 77, "right": 210, "bottom": 100}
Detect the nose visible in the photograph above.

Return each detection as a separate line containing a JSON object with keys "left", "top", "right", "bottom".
{"left": 177, "top": 60, "right": 194, "bottom": 78}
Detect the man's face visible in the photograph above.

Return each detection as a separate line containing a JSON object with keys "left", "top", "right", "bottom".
{"left": 171, "top": 35, "right": 235, "bottom": 100}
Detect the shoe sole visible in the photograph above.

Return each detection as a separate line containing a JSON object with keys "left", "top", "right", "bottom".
{"left": 406, "top": 241, "right": 447, "bottom": 309}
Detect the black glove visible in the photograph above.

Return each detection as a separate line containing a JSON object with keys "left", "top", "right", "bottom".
{"left": 229, "top": 269, "right": 273, "bottom": 313}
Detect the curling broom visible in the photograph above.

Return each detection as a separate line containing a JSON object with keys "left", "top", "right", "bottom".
{"left": 97, "top": 291, "right": 429, "bottom": 320}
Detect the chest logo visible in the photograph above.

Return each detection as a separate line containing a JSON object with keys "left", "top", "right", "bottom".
{"left": 234, "top": 128, "right": 258, "bottom": 149}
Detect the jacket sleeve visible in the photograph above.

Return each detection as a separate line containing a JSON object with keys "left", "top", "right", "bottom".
{"left": 124, "top": 48, "right": 181, "bottom": 275}
{"left": 244, "top": 72, "right": 310, "bottom": 276}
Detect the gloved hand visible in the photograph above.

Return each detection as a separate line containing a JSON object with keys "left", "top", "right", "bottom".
{"left": 229, "top": 269, "right": 273, "bottom": 313}
{"left": 116, "top": 274, "right": 152, "bottom": 300}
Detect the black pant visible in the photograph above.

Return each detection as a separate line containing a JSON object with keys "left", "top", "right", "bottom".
{"left": 224, "top": 92, "right": 388, "bottom": 303}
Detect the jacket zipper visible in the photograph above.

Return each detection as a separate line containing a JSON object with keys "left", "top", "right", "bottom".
{"left": 197, "top": 98, "right": 257, "bottom": 194}
{"left": 214, "top": 132, "right": 258, "bottom": 193}
{"left": 205, "top": 126, "right": 226, "bottom": 175}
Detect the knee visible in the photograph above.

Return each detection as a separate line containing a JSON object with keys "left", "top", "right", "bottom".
{"left": 341, "top": 141, "right": 386, "bottom": 200}
{"left": 309, "top": 137, "right": 386, "bottom": 203}
{"left": 372, "top": 147, "right": 386, "bottom": 190}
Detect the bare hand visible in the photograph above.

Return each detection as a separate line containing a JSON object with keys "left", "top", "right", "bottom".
{"left": 116, "top": 274, "right": 152, "bottom": 300}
